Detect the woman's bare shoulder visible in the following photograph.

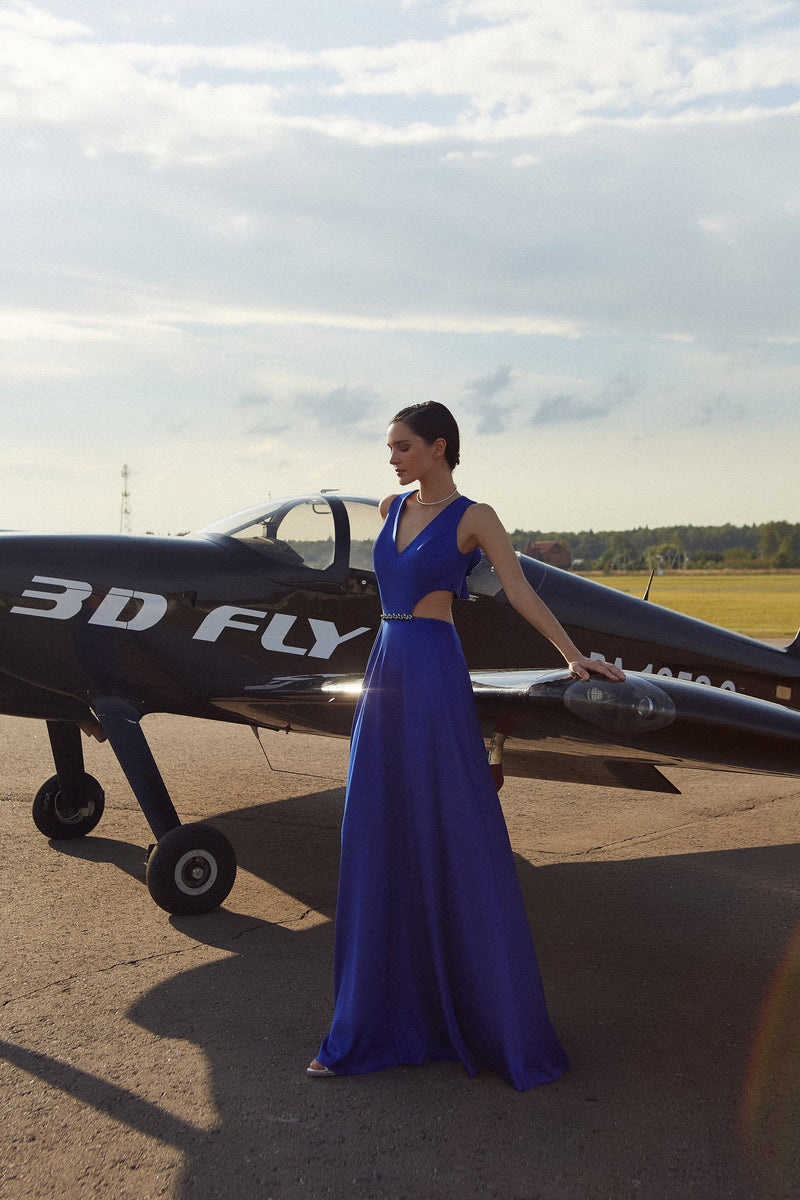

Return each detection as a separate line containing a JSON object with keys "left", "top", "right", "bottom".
{"left": 458, "top": 500, "right": 508, "bottom": 554}
{"left": 378, "top": 493, "right": 399, "bottom": 520}
{"left": 462, "top": 500, "right": 503, "bottom": 531}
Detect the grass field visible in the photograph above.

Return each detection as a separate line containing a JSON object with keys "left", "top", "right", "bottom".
{"left": 582, "top": 571, "right": 800, "bottom": 640}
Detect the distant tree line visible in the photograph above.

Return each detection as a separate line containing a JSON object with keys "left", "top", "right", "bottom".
{"left": 508, "top": 520, "right": 800, "bottom": 572}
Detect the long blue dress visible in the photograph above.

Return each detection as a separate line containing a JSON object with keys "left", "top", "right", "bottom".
{"left": 316, "top": 492, "right": 569, "bottom": 1089}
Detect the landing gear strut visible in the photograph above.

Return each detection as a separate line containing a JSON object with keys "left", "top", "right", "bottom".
{"left": 94, "top": 699, "right": 238, "bottom": 915}
{"left": 32, "top": 721, "right": 106, "bottom": 838}
{"left": 33, "top": 710, "right": 238, "bottom": 915}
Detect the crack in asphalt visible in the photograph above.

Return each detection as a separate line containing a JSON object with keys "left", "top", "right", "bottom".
{"left": 1, "top": 945, "right": 203, "bottom": 1008}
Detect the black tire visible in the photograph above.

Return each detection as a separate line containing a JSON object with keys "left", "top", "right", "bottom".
{"left": 145, "top": 822, "right": 237, "bottom": 915}
{"left": 32, "top": 774, "right": 105, "bottom": 839}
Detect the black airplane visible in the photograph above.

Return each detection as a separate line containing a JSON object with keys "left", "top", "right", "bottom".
{"left": 2, "top": 492, "right": 799, "bottom": 916}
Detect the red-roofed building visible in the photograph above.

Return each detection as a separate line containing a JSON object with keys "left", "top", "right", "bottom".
{"left": 523, "top": 540, "right": 572, "bottom": 570}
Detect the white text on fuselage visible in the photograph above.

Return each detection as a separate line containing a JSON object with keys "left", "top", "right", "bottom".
{"left": 10, "top": 576, "right": 371, "bottom": 660}
{"left": 590, "top": 651, "right": 737, "bottom": 692}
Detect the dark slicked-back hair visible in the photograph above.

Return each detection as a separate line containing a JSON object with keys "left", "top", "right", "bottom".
{"left": 390, "top": 402, "right": 461, "bottom": 470}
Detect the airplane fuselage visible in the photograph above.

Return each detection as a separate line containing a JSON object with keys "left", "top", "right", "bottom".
{"left": 3, "top": 494, "right": 799, "bottom": 914}
{"left": 1, "top": 518, "right": 798, "bottom": 729}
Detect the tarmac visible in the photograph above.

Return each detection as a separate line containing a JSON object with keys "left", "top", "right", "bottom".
{"left": 2, "top": 710, "right": 800, "bottom": 1199}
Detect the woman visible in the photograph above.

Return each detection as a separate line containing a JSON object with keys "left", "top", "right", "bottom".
{"left": 309, "top": 402, "right": 624, "bottom": 1089}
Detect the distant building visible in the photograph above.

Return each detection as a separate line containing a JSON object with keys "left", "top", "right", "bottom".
{"left": 523, "top": 540, "right": 572, "bottom": 570}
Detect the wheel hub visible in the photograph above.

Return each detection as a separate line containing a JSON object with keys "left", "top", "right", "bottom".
{"left": 174, "top": 849, "right": 218, "bottom": 895}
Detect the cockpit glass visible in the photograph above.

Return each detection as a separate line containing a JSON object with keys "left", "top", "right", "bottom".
{"left": 201, "top": 498, "right": 335, "bottom": 569}
{"left": 343, "top": 499, "right": 382, "bottom": 571}
{"left": 195, "top": 498, "right": 302, "bottom": 539}
{"left": 270, "top": 500, "right": 336, "bottom": 569}
{"left": 194, "top": 495, "right": 381, "bottom": 575}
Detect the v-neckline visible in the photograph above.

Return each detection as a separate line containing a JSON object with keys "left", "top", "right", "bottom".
{"left": 393, "top": 493, "right": 460, "bottom": 555}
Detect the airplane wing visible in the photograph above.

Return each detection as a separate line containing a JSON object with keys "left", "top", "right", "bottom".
{"left": 210, "top": 673, "right": 364, "bottom": 739}
{"left": 210, "top": 667, "right": 800, "bottom": 796}
{"left": 469, "top": 668, "right": 800, "bottom": 791}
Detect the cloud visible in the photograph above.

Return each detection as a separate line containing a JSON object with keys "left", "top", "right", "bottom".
{"left": 3, "top": 2, "right": 800, "bottom": 535}
{"left": 239, "top": 384, "right": 381, "bottom": 444}
{"left": 2, "top": 0, "right": 799, "bottom": 168}
{"left": 0, "top": 3, "right": 90, "bottom": 40}
{"left": 239, "top": 393, "right": 274, "bottom": 407}
{"left": 313, "top": 0, "right": 800, "bottom": 143}
{"left": 238, "top": 391, "right": 293, "bottom": 438}
{"left": 466, "top": 364, "right": 514, "bottom": 398}
{"left": 293, "top": 384, "right": 381, "bottom": 430}
{"left": 463, "top": 365, "right": 518, "bottom": 432}
{"left": 0, "top": 5, "right": 286, "bottom": 166}
{"left": 469, "top": 398, "right": 516, "bottom": 434}
{"left": 462, "top": 368, "right": 641, "bottom": 433}
{"left": 530, "top": 393, "right": 606, "bottom": 426}
{"left": 530, "top": 374, "right": 639, "bottom": 426}
{"left": 0, "top": 299, "right": 581, "bottom": 346}
{"left": 697, "top": 395, "right": 748, "bottom": 426}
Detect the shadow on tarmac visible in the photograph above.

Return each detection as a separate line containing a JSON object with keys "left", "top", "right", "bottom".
{"left": 50, "top": 833, "right": 148, "bottom": 885}
{"left": 11, "top": 788, "right": 800, "bottom": 1198}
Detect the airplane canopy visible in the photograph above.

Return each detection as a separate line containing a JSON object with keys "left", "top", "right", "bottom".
{"left": 194, "top": 493, "right": 382, "bottom": 577}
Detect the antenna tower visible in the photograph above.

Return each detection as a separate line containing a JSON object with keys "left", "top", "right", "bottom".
{"left": 120, "top": 464, "right": 132, "bottom": 534}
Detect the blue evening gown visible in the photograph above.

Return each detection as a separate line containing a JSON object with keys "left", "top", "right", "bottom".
{"left": 316, "top": 493, "right": 569, "bottom": 1089}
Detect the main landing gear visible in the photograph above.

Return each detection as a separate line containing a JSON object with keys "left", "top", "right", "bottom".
{"left": 145, "top": 823, "right": 238, "bottom": 916}
{"left": 35, "top": 712, "right": 237, "bottom": 915}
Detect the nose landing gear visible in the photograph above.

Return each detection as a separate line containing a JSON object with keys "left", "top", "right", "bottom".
{"left": 33, "top": 715, "right": 238, "bottom": 915}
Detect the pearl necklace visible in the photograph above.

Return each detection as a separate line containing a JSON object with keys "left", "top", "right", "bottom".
{"left": 416, "top": 486, "right": 458, "bottom": 506}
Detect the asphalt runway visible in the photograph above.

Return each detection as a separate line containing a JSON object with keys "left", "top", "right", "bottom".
{"left": 3, "top": 711, "right": 800, "bottom": 1199}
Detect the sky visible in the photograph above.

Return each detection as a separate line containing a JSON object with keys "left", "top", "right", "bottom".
{"left": 2, "top": 0, "right": 799, "bottom": 536}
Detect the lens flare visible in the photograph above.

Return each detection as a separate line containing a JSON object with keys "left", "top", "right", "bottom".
{"left": 742, "top": 923, "right": 800, "bottom": 1191}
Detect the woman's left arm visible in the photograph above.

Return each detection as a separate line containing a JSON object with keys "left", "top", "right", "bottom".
{"left": 462, "top": 503, "right": 625, "bottom": 682}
